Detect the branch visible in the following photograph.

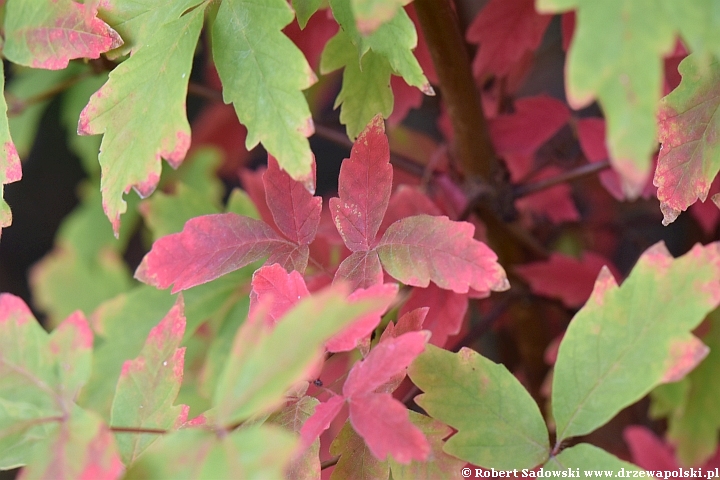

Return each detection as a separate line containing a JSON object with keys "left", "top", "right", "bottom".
{"left": 110, "top": 426, "right": 168, "bottom": 435}
{"left": 512, "top": 160, "right": 611, "bottom": 198}
{"left": 413, "top": 0, "right": 497, "bottom": 179}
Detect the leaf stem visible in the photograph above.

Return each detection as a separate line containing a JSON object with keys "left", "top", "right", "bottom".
{"left": 512, "top": 160, "right": 611, "bottom": 198}
{"left": 321, "top": 456, "right": 340, "bottom": 470}
{"left": 110, "top": 426, "right": 168, "bottom": 435}
{"left": 6, "top": 71, "right": 93, "bottom": 117}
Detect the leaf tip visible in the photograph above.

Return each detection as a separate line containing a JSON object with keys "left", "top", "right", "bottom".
{"left": 588, "top": 265, "right": 618, "bottom": 306}
{"left": 3, "top": 142, "right": 21, "bottom": 183}
{"left": 660, "top": 202, "right": 681, "bottom": 226}
{"left": 661, "top": 335, "right": 709, "bottom": 384}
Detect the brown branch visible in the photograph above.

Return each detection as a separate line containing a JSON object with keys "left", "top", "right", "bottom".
{"left": 188, "top": 82, "right": 224, "bottom": 103}
{"left": 512, "top": 160, "right": 611, "bottom": 198}
{"left": 413, "top": 0, "right": 496, "bottom": 179}
{"left": 321, "top": 456, "right": 340, "bottom": 470}
{"left": 110, "top": 426, "right": 168, "bottom": 435}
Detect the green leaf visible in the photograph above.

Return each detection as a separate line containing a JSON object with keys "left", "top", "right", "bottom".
{"left": 535, "top": 0, "right": 677, "bottom": 196}
{"left": 110, "top": 297, "right": 187, "bottom": 464}
{"left": 98, "top": 0, "right": 206, "bottom": 58}
{"left": 0, "top": 62, "right": 22, "bottom": 235}
{"left": 78, "top": 7, "right": 204, "bottom": 234}
{"left": 321, "top": 30, "right": 394, "bottom": 140}
{"left": 350, "top": 0, "right": 411, "bottom": 35}
{"left": 388, "top": 411, "right": 466, "bottom": 480}
{"left": 329, "top": 0, "right": 429, "bottom": 91}
{"left": 212, "top": 0, "right": 316, "bottom": 182}
{"left": 552, "top": 242, "right": 720, "bottom": 443}
{"left": 141, "top": 183, "right": 221, "bottom": 241}
{"left": 292, "top": 0, "right": 324, "bottom": 28}
{"left": 330, "top": 420, "right": 389, "bottom": 480}
{"left": 124, "top": 425, "right": 296, "bottom": 479}
{"left": 408, "top": 344, "right": 550, "bottom": 470}
{"left": 214, "top": 284, "right": 385, "bottom": 425}
{"left": 658, "top": 309, "right": 720, "bottom": 466}
{"left": 544, "top": 443, "right": 643, "bottom": 474}
{"left": 226, "top": 188, "right": 261, "bottom": 219}
{"left": 268, "top": 392, "right": 321, "bottom": 479}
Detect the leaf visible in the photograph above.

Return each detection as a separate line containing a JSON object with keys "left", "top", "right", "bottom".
{"left": 135, "top": 213, "right": 301, "bottom": 293}
{"left": 330, "top": 421, "right": 390, "bottom": 480}
{"left": 98, "top": 0, "right": 205, "bottom": 57}
{"left": 334, "top": 250, "right": 384, "bottom": 291}
{"left": 623, "top": 426, "right": 678, "bottom": 470}
{"left": 212, "top": 0, "right": 316, "bottom": 182}
{"left": 408, "top": 345, "right": 550, "bottom": 469}
{"left": 268, "top": 395, "right": 321, "bottom": 479}
{"left": 298, "top": 395, "right": 345, "bottom": 448}
{"left": 654, "top": 56, "right": 720, "bottom": 226}
{"left": 515, "top": 166, "right": 581, "bottom": 224}
{"left": 552, "top": 242, "right": 720, "bottom": 443}
{"left": 329, "top": 0, "right": 430, "bottom": 93}
{"left": 321, "top": 29, "right": 394, "bottom": 140}
{"left": 249, "top": 263, "right": 310, "bottom": 325}
{"left": 466, "top": 0, "right": 552, "bottom": 79}
{"left": 399, "top": 285, "right": 467, "bottom": 348}
{"left": 0, "top": 62, "right": 21, "bottom": 236}
{"left": 488, "top": 95, "right": 570, "bottom": 181}
{"left": 110, "top": 297, "right": 187, "bottom": 464}
{"left": 214, "top": 284, "right": 386, "bottom": 425}
{"left": 544, "top": 443, "right": 643, "bottom": 473}
{"left": 18, "top": 407, "right": 123, "bottom": 480}
{"left": 292, "top": 0, "right": 325, "bottom": 29}
{"left": 376, "top": 215, "right": 509, "bottom": 294}
{"left": 535, "top": 0, "right": 678, "bottom": 196}
{"left": 264, "top": 155, "right": 322, "bottom": 245}
{"left": 351, "top": 0, "right": 411, "bottom": 35}
{"left": 388, "top": 411, "right": 465, "bottom": 480}
{"left": 78, "top": 7, "right": 203, "bottom": 234}
{"left": 515, "top": 252, "right": 616, "bottom": 309}
{"left": 330, "top": 115, "right": 392, "bottom": 251}
{"left": 125, "top": 425, "right": 296, "bottom": 479}
{"left": 140, "top": 183, "right": 221, "bottom": 241}
{"left": 4, "top": 0, "right": 122, "bottom": 69}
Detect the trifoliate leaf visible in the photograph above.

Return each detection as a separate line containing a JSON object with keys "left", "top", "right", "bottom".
{"left": 212, "top": 0, "right": 316, "bottom": 182}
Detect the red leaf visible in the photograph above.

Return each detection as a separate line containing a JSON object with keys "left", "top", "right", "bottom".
{"left": 5, "top": 1, "right": 123, "bottom": 70}
{"left": 623, "top": 426, "right": 678, "bottom": 470}
{"left": 377, "top": 215, "right": 509, "bottom": 294}
{"left": 489, "top": 95, "right": 571, "bottom": 180}
{"left": 239, "top": 167, "right": 277, "bottom": 230}
{"left": 344, "top": 331, "right": 429, "bottom": 397}
{"left": 515, "top": 166, "right": 580, "bottom": 224}
{"left": 348, "top": 392, "right": 430, "bottom": 464}
{"left": 330, "top": 115, "right": 392, "bottom": 251}
{"left": 515, "top": 252, "right": 617, "bottom": 308}
{"left": 400, "top": 284, "right": 468, "bottom": 347}
{"left": 299, "top": 394, "right": 345, "bottom": 448}
{"left": 407, "top": 4, "right": 438, "bottom": 85}
{"left": 577, "top": 117, "right": 627, "bottom": 200}
{"left": 284, "top": 8, "right": 338, "bottom": 71}
{"left": 249, "top": 263, "right": 310, "bottom": 325}
{"left": 334, "top": 250, "right": 384, "bottom": 291}
{"left": 191, "top": 103, "right": 250, "bottom": 179}
{"left": 388, "top": 75, "right": 424, "bottom": 126}
{"left": 135, "top": 213, "right": 298, "bottom": 293}
{"left": 326, "top": 283, "right": 398, "bottom": 353}
{"left": 690, "top": 176, "right": 720, "bottom": 235}
{"left": 380, "top": 307, "right": 427, "bottom": 342}
{"left": 466, "top": 0, "right": 552, "bottom": 79}
{"left": 380, "top": 185, "right": 442, "bottom": 236}
{"left": 263, "top": 155, "right": 322, "bottom": 245}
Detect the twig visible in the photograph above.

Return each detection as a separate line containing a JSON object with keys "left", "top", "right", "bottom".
{"left": 321, "top": 456, "right": 340, "bottom": 470}
{"left": 110, "top": 426, "right": 168, "bottom": 435}
{"left": 188, "top": 82, "right": 224, "bottom": 103}
{"left": 512, "top": 160, "right": 611, "bottom": 198}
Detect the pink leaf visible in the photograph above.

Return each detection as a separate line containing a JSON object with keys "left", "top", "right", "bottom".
{"left": 466, "top": 0, "right": 552, "bottom": 79}
{"left": 333, "top": 250, "right": 384, "bottom": 291}
{"left": 330, "top": 115, "right": 392, "bottom": 251}
{"left": 134, "top": 213, "right": 297, "bottom": 293}
{"left": 380, "top": 185, "right": 442, "bottom": 236}
{"left": 623, "top": 426, "right": 678, "bottom": 470}
{"left": 239, "top": 167, "right": 278, "bottom": 230}
{"left": 4, "top": 1, "right": 123, "bottom": 70}
{"left": 400, "top": 284, "right": 468, "bottom": 347}
{"left": 377, "top": 215, "right": 509, "bottom": 294}
{"left": 249, "top": 263, "right": 310, "bottom": 325}
{"left": 690, "top": 176, "right": 720, "bottom": 235}
{"left": 263, "top": 155, "right": 322, "bottom": 245}
{"left": 515, "top": 252, "right": 617, "bottom": 308}
{"left": 389, "top": 76, "right": 424, "bottom": 126}
{"left": 284, "top": 8, "right": 338, "bottom": 71}
{"left": 380, "top": 307, "right": 427, "bottom": 342}
{"left": 661, "top": 335, "right": 709, "bottom": 383}
{"left": 326, "top": 283, "right": 398, "bottom": 353}
{"left": 515, "top": 166, "right": 580, "bottom": 224}
{"left": 489, "top": 95, "right": 571, "bottom": 180}
{"left": 349, "top": 392, "right": 430, "bottom": 464}
{"left": 299, "top": 395, "right": 345, "bottom": 447}
{"left": 191, "top": 103, "right": 250, "bottom": 178}
{"left": 344, "top": 331, "right": 429, "bottom": 397}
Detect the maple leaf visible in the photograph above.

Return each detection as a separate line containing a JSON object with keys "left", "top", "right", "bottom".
{"left": 544, "top": 443, "right": 643, "bottom": 473}
{"left": 110, "top": 297, "right": 188, "bottom": 464}
{"left": 515, "top": 252, "right": 617, "bottom": 308}
{"left": 78, "top": 8, "right": 203, "bottom": 234}
{"left": 654, "top": 55, "right": 720, "bottom": 226}
{"left": 351, "top": 0, "right": 412, "bottom": 35}
{"left": 577, "top": 117, "right": 627, "bottom": 201}
{"left": 400, "top": 284, "right": 467, "bottom": 347}
{"left": 292, "top": 0, "right": 325, "bottom": 29}
{"left": 334, "top": 250, "right": 384, "bottom": 291}
{"left": 98, "top": 0, "right": 204, "bottom": 58}
{"left": 553, "top": 242, "right": 720, "bottom": 443}
{"left": 329, "top": 421, "right": 390, "bottom": 479}
{"left": 377, "top": 214, "right": 509, "bottom": 294}
{"left": 249, "top": 263, "right": 310, "bottom": 325}
{"left": 488, "top": 95, "right": 570, "bottom": 181}
{"left": 268, "top": 393, "right": 321, "bottom": 479}
{"left": 4, "top": 0, "right": 122, "bottom": 70}
{"left": 0, "top": 63, "right": 22, "bottom": 237}
{"left": 408, "top": 345, "right": 551, "bottom": 469}
{"left": 212, "top": 0, "right": 316, "bottom": 183}
{"left": 466, "top": 0, "right": 552, "bottom": 79}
